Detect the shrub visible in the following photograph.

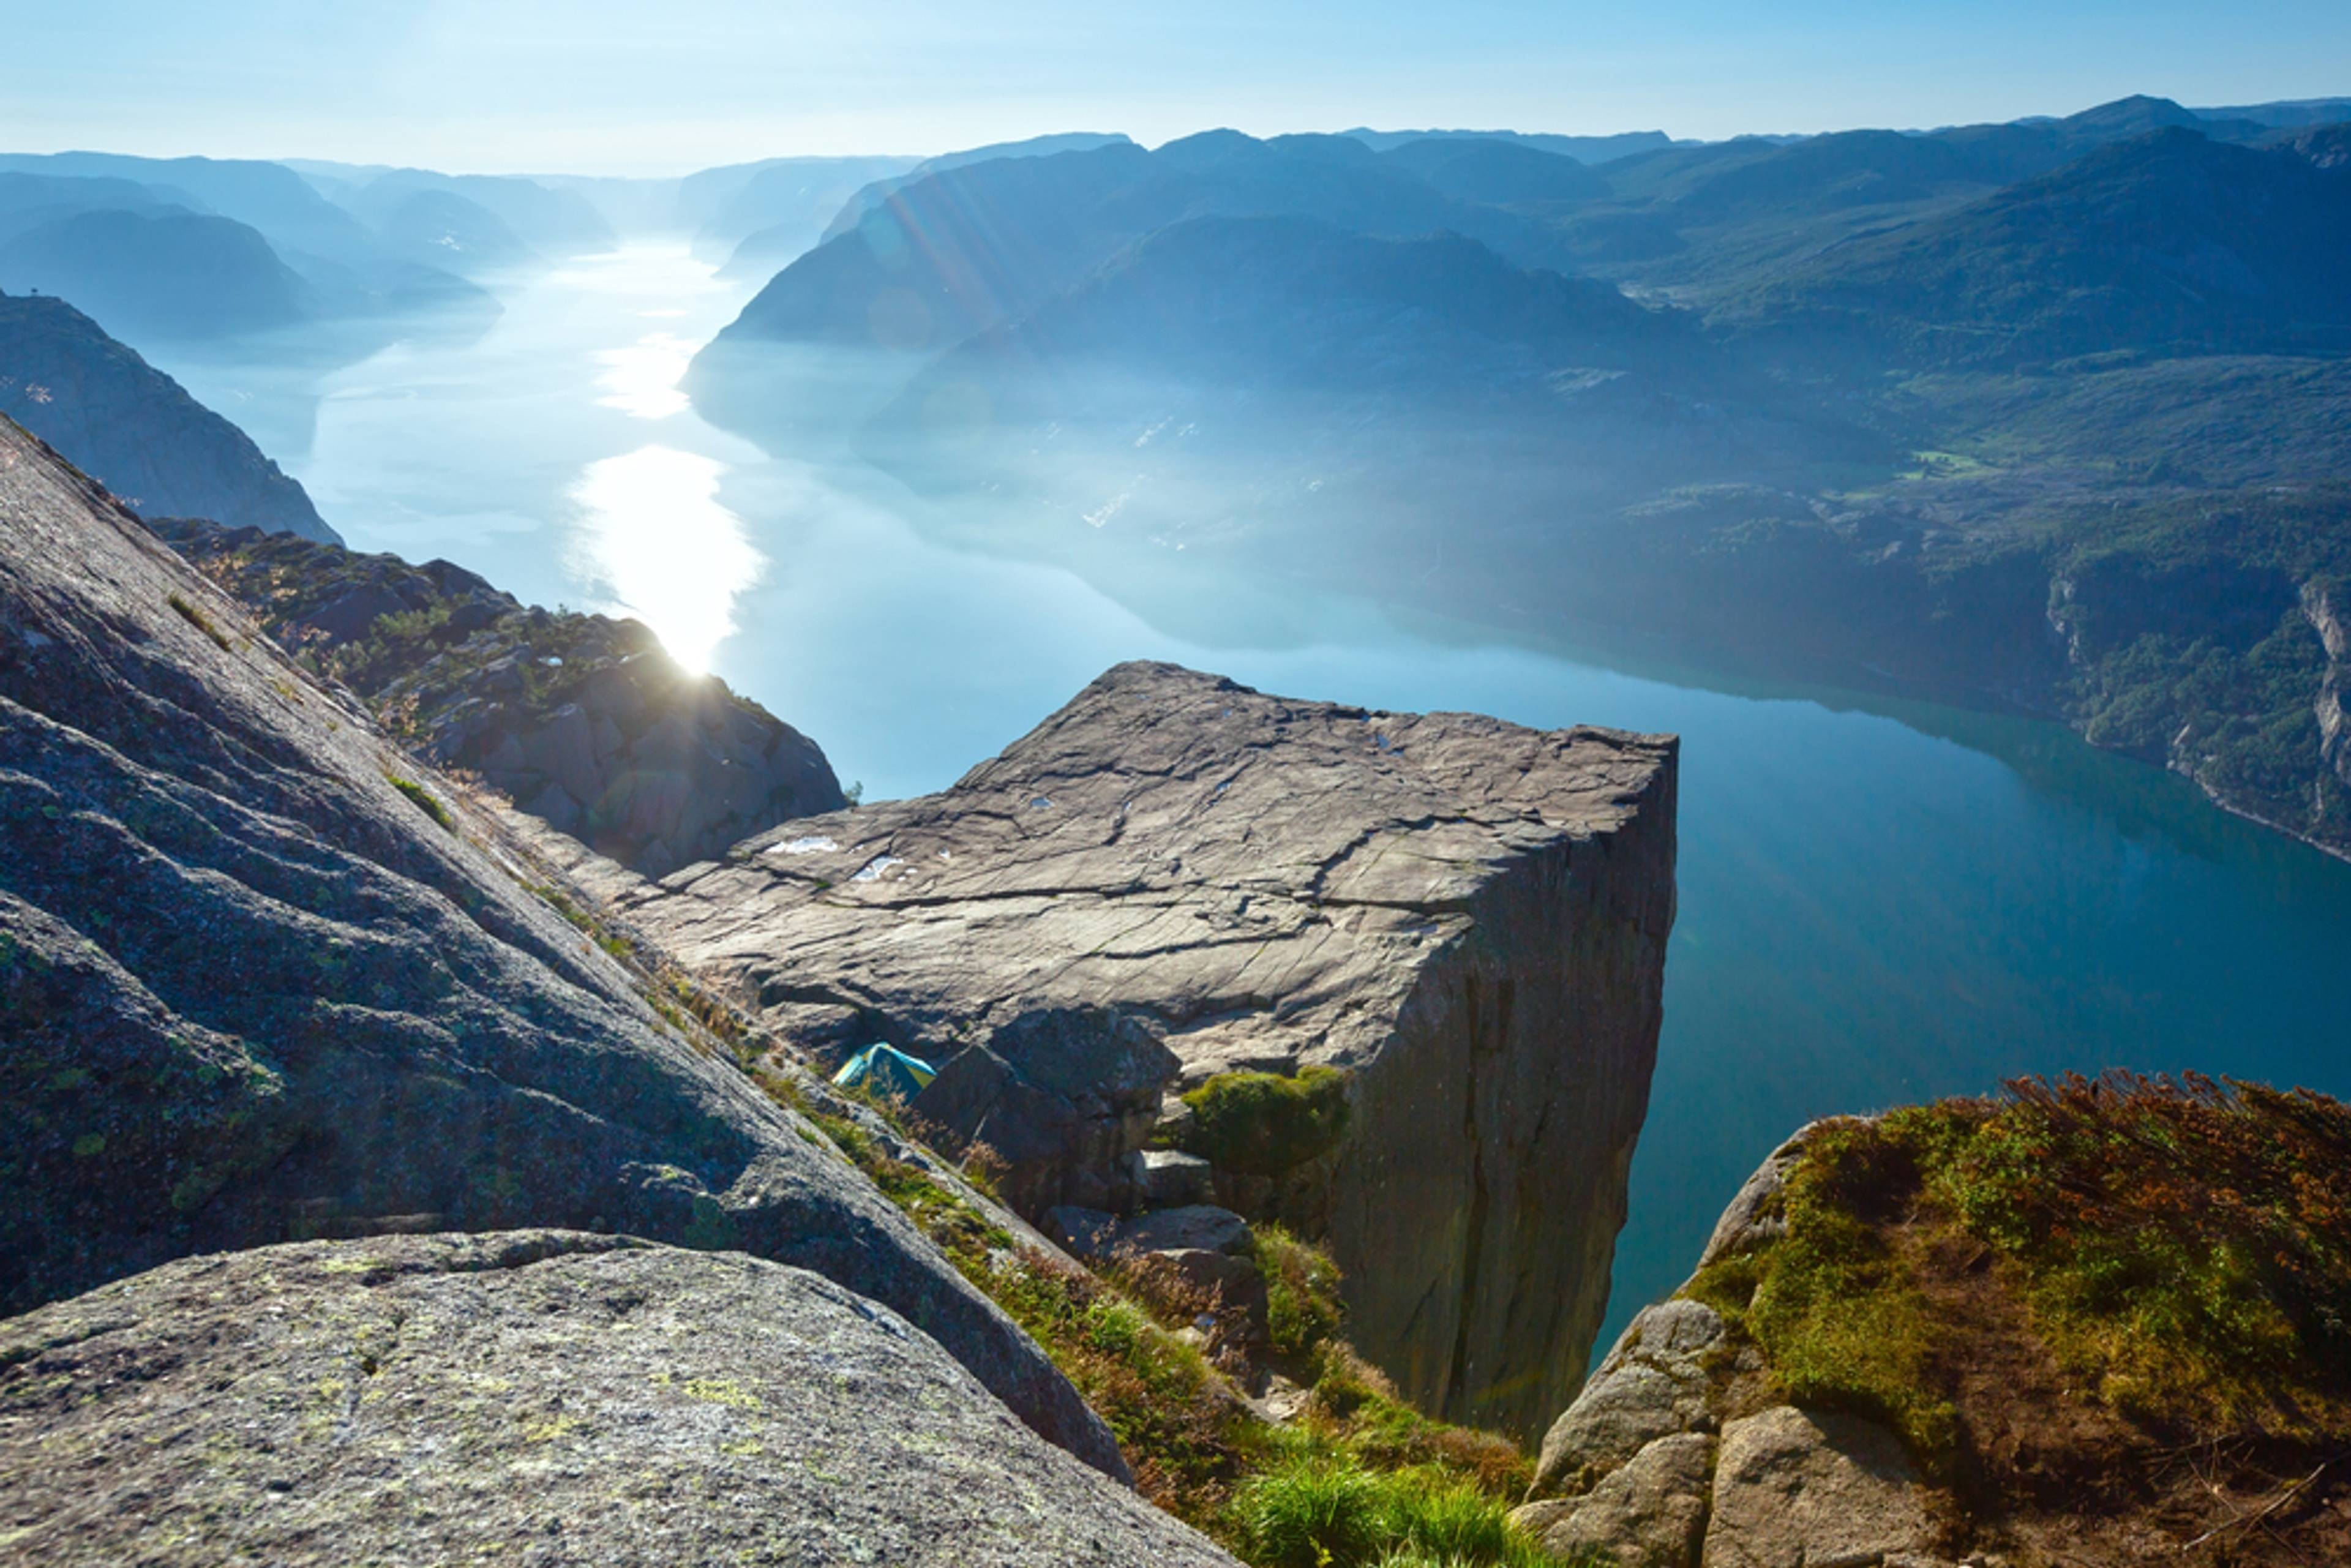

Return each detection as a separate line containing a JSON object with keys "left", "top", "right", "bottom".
{"left": 1259, "top": 1225, "right": 1346, "bottom": 1359}
{"left": 1177, "top": 1065, "right": 1352, "bottom": 1176}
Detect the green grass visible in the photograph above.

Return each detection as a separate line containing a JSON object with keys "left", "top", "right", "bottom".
{"left": 1687, "top": 1076, "right": 2351, "bottom": 1465}
{"left": 1261, "top": 1224, "right": 1346, "bottom": 1359}
{"left": 766, "top": 1077, "right": 1554, "bottom": 1563}
{"left": 1172, "top": 1066, "right": 1352, "bottom": 1176}
{"left": 1231, "top": 1447, "right": 1568, "bottom": 1568}
{"left": 384, "top": 775, "right": 456, "bottom": 833}
{"left": 166, "top": 593, "right": 232, "bottom": 652}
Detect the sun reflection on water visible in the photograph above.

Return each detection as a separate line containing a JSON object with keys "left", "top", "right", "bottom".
{"left": 593, "top": 331, "right": 697, "bottom": 419}
{"left": 568, "top": 445, "right": 760, "bottom": 672}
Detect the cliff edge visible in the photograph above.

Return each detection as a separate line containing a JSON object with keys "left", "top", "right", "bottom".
{"left": 620, "top": 661, "right": 1679, "bottom": 1441}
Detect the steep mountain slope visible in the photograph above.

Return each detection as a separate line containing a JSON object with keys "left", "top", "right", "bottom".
{"left": 0, "top": 416, "right": 1120, "bottom": 1476}
{"left": 0, "top": 207, "right": 306, "bottom": 339}
{"left": 700, "top": 130, "right": 1580, "bottom": 369}
{"left": 852, "top": 216, "right": 1881, "bottom": 607}
{"left": 0, "top": 293, "right": 332, "bottom": 538}
{"left": 157, "top": 517, "right": 846, "bottom": 876}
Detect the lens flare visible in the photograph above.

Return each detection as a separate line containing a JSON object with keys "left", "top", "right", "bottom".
{"left": 568, "top": 445, "right": 759, "bottom": 673}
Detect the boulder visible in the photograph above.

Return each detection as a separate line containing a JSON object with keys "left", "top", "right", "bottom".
{"left": 912, "top": 1005, "right": 1179, "bottom": 1213}
{"left": 0, "top": 423, "right": 1119, "bottom": 1478}
{"left": 624, "top": 659, "right": 1679, "bottom": 1439}
{"left": 1141, "top": 1148, "right": 1215, "bottom": 1207}
{"left": 1520, "top": 1431, "right": 1715, "bottom": 1568}
{"left": 1703, "top": 1406, "right": 1941, "bottom": 1568}
{"left": 1532, "top": 1297, "right": 1725, "bottom": 1499}
{"left": 0, "top": 1232, "right": 1240, "bottom": 1567}
{"left": 1049, "top": 1204, "right": 1254, "bottom": 1261}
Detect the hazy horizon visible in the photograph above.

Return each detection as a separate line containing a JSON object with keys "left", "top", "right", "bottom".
{"left": 4, "top": 0, "right": 2348, "bottom": 177}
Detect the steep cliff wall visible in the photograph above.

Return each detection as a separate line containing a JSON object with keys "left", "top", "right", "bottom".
{"left": 620, "top": 661, "right": 1678, "bottom": 1440}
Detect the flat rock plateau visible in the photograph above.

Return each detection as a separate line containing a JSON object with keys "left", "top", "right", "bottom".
{"left": 621, "top": 660, "right": 1679, "bottom": 1440}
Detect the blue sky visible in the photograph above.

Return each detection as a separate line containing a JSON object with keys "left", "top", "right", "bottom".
{"left": 3, "top": 0, "right": 2346, "bottom": 174}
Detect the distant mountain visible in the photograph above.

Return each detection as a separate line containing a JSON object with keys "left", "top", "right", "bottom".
{"left": 2196, "top": 96, "right": 2351, "bottom": 129}
{"left": 703, "top": 130, "right": 1581, "bottom": 367}
{"left": 0, "top": 153, "right": 495, "bottom": 339}
{"left": 1532, "top": 97, "right": 2337, "bottom": 300}
{"left": 696, "top": 156, "right": 926, "bottom": 275}
{"left": 0, "top": 291, "right": 334, "bottom": 539}
{"left": 0, "top": 152, "right": 377, "bottom": 263}
{"left": 1738, "top": 128, "right": 2351, "bottom": 365}
{"left": 858, "top": 216, "right": 1880, "bottom": 596}
{"left": 360, "top": 187, "right": 541, "bottom": 275}
{"left": 812, "top": 133, "right": 1136, "bottom": 242}
{"left": 346, "top": 170, "right": 614, "bottom": 256}
{"left": 0, "top": 208, "right": 306, "bottom": 339}
{"left": 1377, "top": 137, "right": 1610, "bottom": 206}
{"left": 0, "top": 171, "right": 186, "bottom": 244}
{"left": 1342, "top": 127, "right": 1679, "bottom": 165}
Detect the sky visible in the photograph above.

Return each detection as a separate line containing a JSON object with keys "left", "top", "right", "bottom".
{"left": 2, "top": 0, "right": 2347, "bottom": 175}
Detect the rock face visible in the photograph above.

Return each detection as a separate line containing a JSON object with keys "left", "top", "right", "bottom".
{"left": 1523, "top": 1127, "right": 1957, "bottom": 1568}
{"left": 620, "top": 661, "right": 1679, "bottom": 1439}
{"left": 0, "top": 1231, "right": 1238, "bottom": 1567}
{"left": 0, "top": 420, "right": 1117, "bottom": 1477}
{"left": 155, "top": 518, "right": 846, "bottom": 877}
{"left": 2306, "top": 579, "right": 2350, "bottom": 808}
{"left": 1704, "top": 1406, "right": 1940, "bottom": 1568}
{"left": 1, "top": 294, "right": 333, "bottom": 539}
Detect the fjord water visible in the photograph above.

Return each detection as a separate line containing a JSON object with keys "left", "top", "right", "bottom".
{"left": 155, "top": 244, "right": 2351, "bottom": 1349}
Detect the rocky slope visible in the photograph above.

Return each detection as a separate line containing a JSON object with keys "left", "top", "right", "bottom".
{"left": 154, "top": 518, "right": 844, "bottom": 877}
{"left": 1518, "top": 1077, "right": 2351, "bottom": 1567}
{"left": 615, "top": 660, "right": 1679, "bottom": 1442}
{"left": 1, "top": 294, "right": 333, "bottom": 539}
{"left": 0, "top": 416, "right": 1118, "bottom": 1477}
{"left": 0, "top": 1232, "right": 1234, "bottom": 1567}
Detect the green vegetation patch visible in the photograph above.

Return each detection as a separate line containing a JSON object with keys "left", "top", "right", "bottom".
{"left": 1689, "top": 1074, "right": 2351, "bottom": 1464}
{"left": 383, "top": 775, "right": 456, "bottom": 833}
{"left": 166, "top": 593, "right": 232, "bottom": 652}
{"left": 1174, "top": 1066, "right": 1352, "bottom": 1176}
{"left": 763, "top": 1076, "right": 1554, "bottom": 1564}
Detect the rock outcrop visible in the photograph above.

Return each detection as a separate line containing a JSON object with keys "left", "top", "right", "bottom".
{"left": 155, "top": 517, "right": 846, "bottom": 877}
{"left": 618, "top": 661, "right": 1679, "bottom": 1440}
{"left": 0, "top": 1231, "right": 1237, "bottom": 1567}
{"left": 1, "top": 293, "right": 333, "bottom": 539}
{"left": 1526, "top": 1079, "right": 2351, "bottom": 1566}
{"left": 1518, "top": 1131, "right": 1956, "bottom": 1568}
{"left": 0, "top": 419, "right": 1117, "bottom": 1476}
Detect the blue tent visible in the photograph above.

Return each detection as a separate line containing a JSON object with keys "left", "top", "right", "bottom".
{"left": 832, "top": 1043, "right": 937, "bottom": 1102}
